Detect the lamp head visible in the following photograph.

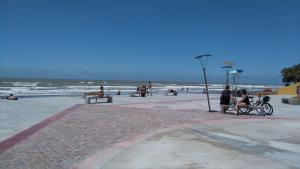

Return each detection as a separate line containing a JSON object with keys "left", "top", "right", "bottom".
{"left": 194, "top": 54, "right": 211, "bottom": 60}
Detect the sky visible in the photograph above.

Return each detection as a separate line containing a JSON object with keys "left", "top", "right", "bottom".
{"left": 0, "top": 0, "right": 299, "bottom": 84}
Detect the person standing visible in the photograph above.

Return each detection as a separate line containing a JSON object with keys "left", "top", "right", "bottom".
{"left": 147, "top": 81, "right": 152, "bottom": 96}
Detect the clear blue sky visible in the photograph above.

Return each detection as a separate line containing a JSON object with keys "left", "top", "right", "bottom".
{"left": 0, "top": 0, "right": 299, "bottom": 84}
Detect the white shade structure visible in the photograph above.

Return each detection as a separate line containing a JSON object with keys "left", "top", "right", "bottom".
{"left": 229, "top": 69, "right": 244, "bottom": 96}
{"left": 229, "top": 69, "right": 244, "bottom": 75}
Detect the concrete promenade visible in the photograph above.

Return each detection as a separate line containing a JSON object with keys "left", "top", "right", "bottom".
{"left": 0, "top": 94, "right": 299, "bottom": 169}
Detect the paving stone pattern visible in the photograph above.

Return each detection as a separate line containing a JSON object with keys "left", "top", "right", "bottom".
{"left": 0, "top": 102, "right": 269, "bottom": 169}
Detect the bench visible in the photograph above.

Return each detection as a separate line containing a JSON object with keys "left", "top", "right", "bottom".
{"left": 82, "top": 92, "right": 98, "bottom": 99}
{"left": 85, "top": 95, "right": 113, "bottom": 104}
{"left": 129, "top": 92, "right": 146, "bottom": 97}
{"left": 220, "top": 105, "right": 230, "bottom": 113}
{"left": 166, "top": 91, "right": 177, "bottom": 96}
{"left": 130, "top": 92, "right": 140, "bottom": 97}
{"left": 282, "top": 97, "right": 300, "bottom": 105}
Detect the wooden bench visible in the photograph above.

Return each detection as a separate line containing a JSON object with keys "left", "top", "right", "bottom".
{"left": 85, "top": 95, "right": 113, "bottom": 104}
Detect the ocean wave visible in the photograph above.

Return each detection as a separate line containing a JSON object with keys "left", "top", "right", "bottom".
{"left": 0, "top": 82, "right": 281, "bottom": 97}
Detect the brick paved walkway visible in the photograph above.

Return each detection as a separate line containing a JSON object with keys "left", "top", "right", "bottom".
{"left": 0, "top": 100, "right": 279, "bottom": 169}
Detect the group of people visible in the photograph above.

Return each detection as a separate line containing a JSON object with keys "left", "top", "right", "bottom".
{"left": 220, "top": 85, "right": 250, "bottom": 113}
{"left": 84, "top": 81, "right": 153, "bottom": 98}
{"left": 86, "top": 83, "right": 251, "bottom": 113}
{"left": 135, "top": 81, "right": 152, "bottom": 97}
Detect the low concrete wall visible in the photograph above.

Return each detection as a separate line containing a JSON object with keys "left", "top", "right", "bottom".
{"left": 277, "top": 82, "right": 300, "bottom": 95}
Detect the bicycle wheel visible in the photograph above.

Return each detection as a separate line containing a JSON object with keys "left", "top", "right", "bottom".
{"left": 227, "top": 99, "right": 236, "bottom": 111}
{"left": 238, "top": 107, "right": 250, "bottom": 114}
{"left": 228, "top": 100, "right": 236, "bottom": 111}
{"left": 261, "top": 103, "right": 273, "bottom": 115}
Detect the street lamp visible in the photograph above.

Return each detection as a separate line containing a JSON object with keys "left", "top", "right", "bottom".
{"left": 195, "top": 54, "right": 212, "bottom": 112}
{"left": 221, "top": 61, "right": 234, "bottom": 86}
{"left": 229, "top": 69, "right": 244, "bottom": 96}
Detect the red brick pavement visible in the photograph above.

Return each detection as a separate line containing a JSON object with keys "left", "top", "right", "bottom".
{"left": 0, "top": 104, "right": 81, "bottom": 154}
{"left": 0, "top": 102, "right": 287, "bottom": 169}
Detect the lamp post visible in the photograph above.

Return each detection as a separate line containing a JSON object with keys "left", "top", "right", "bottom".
{"left": 222, "top": 61, "right": 234, "bottom": 86}
{"left": 229, "top": 69, "right": 244, "bottom": 96}
{"left": 222, "top": 65, "right": 232, "bottom": 86}
{"left": 195, "top": 54, "right": 212, "bottom": 112}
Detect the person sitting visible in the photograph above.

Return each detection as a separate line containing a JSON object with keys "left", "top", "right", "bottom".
{"left": 84, "top": 86, "right": 112, "bottom": 104}
{"left": 137, "top": 86, "right": 141, "bottom": 96}
{"left": 220, "top": 85, "right": 231, "bottom": 112}
{"left": 168, "top": 89, "right": 177, "bottom": 95}
{"left": 83, "top": 85, "right": 104, "bottom": 99}
{"left": 235, "top": 89, "right": 250, "bottom": 113}
{"left": 96, "top": 86, "right": 105, "bottom": 97}
{"left": 140, "top": 85, "right": 147, "bottom": 97}
{"left": 6, "top": 94, "right": 18, "bottom": 100}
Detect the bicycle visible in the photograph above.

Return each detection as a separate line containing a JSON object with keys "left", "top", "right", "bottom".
{"left": 248, "top": 95, "right": 273, "bottom": 115}
{"left": 227, "top": 97, "right": 249, "bottom": 115}
{"left": 228, "top": 97, "right": 237, "bottom": 111}
{"left": 228, "top": 95, "right": 273, "bottom": 115}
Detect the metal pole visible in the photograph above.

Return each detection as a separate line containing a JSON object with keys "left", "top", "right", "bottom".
{"left": 203, "top": 67, "right": 211, "bottom": 112}
{"left": 226, "top": 70, "right": 229, "bottom": 86}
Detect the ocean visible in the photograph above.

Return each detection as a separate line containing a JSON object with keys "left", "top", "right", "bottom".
{"left": 0, "top": 78, "right": 281, "bottom": 97}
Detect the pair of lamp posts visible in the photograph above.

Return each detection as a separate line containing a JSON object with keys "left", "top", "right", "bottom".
{"left": 195, "top": 55, "right": 243, "bottom": 112}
